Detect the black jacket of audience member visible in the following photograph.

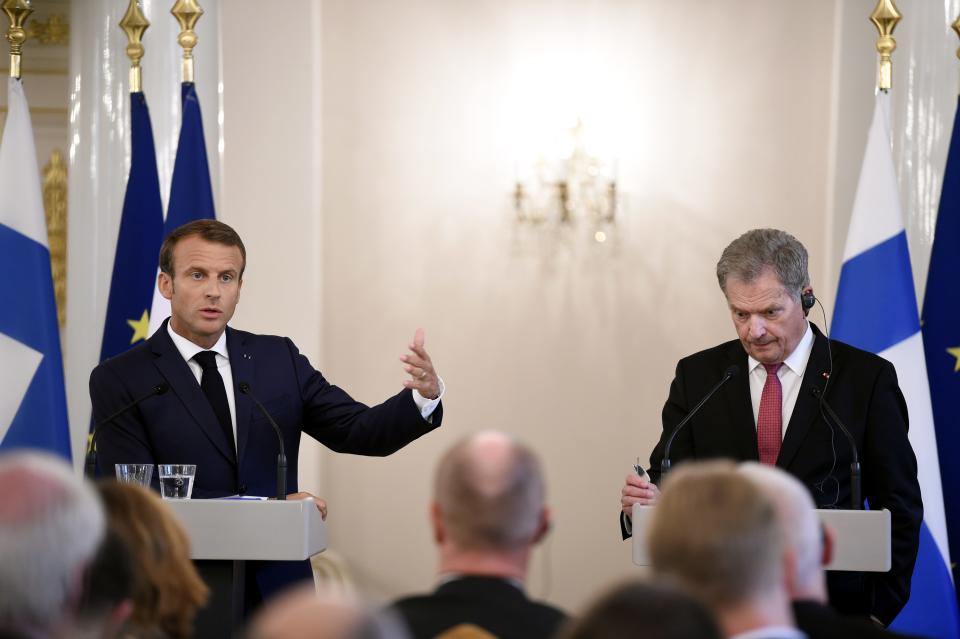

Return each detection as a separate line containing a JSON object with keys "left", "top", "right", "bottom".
{"left": 389, "top": 575, "right": 566, "bottom": 639}
{"left": 793, "top": 600, "right": 925, "bottom": 639}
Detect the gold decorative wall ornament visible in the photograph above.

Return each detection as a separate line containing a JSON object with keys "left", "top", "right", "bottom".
{"left": 514, "top": 119, "right": 618, "bottom": 244}
{"left": 2, "top": 0, "right": 32, "bottom": 79}
{"left": 120, "top": 0, "right": 150, "bottom": 92}
{"left": 952, "top": 13, "right": 960, "bottom": 61}
{"left": 171, "top": 0, "right": 203, "bottom": 83}
{"left": 870, "top": 0, "right": 901, "bottom": 91}
{"left": 43, "top": 150, "right": 68, "bottom": 328}
{"left": 26, "top": 13, "right": 68, "bottom": 46}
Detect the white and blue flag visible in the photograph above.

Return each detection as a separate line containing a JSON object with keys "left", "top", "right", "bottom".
{"left": 833, "top": 91, "right": 957, "bottom": 637}
{"left": 0, "top": 78, "right": 70, "bottom": 459}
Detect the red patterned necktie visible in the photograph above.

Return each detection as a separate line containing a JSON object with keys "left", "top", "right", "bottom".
{"left": 757, "top": 363, "right": 783, "bottom": 465}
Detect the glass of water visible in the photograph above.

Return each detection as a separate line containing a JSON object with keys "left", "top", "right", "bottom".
{"left": 115, "top": 464, "right": 153, "bottom": 487}
{"left": 158, "top": 464, "right": 196, "bottom": 500}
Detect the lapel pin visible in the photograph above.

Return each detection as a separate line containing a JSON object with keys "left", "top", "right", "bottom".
{"left": 821, "top": 371, "right": 830, "bottom": 379}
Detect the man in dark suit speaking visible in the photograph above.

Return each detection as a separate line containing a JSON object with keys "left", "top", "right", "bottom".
{"left": 90, "top": 219, "right": 444, "bottom": 597}
{"left": 619, "top": 228, "right": 921, "bottom": 627}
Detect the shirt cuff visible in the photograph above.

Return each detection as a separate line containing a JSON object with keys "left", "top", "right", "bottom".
{"left": 413, "top": 376, "right": 445, "bottom": 420}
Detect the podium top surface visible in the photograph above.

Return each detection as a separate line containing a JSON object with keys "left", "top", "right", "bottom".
{"left": 165, "top": 498, "right": 327, "bottom": 561}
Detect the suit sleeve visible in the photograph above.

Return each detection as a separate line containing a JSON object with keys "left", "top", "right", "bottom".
{"left": 621, "top": 360, "right": 691, "bottom": 540}
{"left": 286, "top": 338, "right": 441, "bottom": 455}
{"left": 861, "top": 361, "right": 923, "bottom": 625}
{"left": 89, "top": 363, "right": 158, "bottom": 474}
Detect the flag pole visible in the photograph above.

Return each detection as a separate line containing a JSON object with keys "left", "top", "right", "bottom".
{"left": 2, "top": 0, "right": 32, "bottom": 80}
{"left": 120, "top": 0, "right": 150, "bottom": 94}
{"left": 171, "top": 0, "right": 203, "bottom": 84}
{"left": 870, "top": 0, "right": 901, "bottom": 92}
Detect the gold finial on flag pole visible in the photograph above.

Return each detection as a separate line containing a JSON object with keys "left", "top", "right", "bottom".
{"left": 171, "top": 0, "right": 203, "bottom": 84}
{"left": 869, "top": 0, "right": 901, "bottom": 91}
{"left": 120, "top": 0, "right": 150, "bottom": 93}
{"left": 2, "top": 0, "right": 32, "bottom": 80}
{"left": 952, "top": 13, "right": 960, "bottom": 62}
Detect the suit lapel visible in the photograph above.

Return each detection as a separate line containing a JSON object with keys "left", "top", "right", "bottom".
{"left": 720, "top": 343, "right": 760, "bottom": 461}
{"left": 778, "top": 324, "right": 831, "bottom": 469}
{"left": 227, "top": 327, "right": 255, "bottom": 468}
{"left": 150, "top": 320, "right": 237, "bottom": 465}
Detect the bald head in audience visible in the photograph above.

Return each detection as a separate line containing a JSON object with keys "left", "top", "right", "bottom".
{"left": 432, "top": 430, "right": 550, "bottom": 578}
{"left": 0, "top": 451, "right": 105, "bottom": 638}
{"left": 647, "top": 461, "right": 797, "bottom": 638}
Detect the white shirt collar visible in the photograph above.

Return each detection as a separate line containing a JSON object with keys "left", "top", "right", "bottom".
{"left": 747, "top": 322, "right": 814, "bottom": 376}
{"left": 166, "top": 322, "right": 229, "bottom": 362}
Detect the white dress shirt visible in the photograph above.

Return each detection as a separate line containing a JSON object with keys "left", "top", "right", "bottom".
{"left": 746, "top": 322, "right": 815, "bottom": 440}
{"left": 166, "top": 323, "right": 445, "bottom": 453}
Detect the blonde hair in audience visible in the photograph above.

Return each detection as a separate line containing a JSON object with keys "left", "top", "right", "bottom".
{"left": 97, "top": 481, "right": 208, "bottom": 639}
{"left": 647, "top": 461, "right": 784, "bottom": 607}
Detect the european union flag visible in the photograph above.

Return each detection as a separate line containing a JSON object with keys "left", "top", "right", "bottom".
{"left": 167, "top": 81, "right": 215, "bottom": 232}
{"left": 147, "top": 81, "right": 216, "bottom": 334}
{"left": 922, "top": 94, "right": 960, "bottom": 623}
{"left": 0, "top": 78, "right": 70, "bottom": 459}
{"left": 98, "top": 91, "right": 164, "bottom": 363}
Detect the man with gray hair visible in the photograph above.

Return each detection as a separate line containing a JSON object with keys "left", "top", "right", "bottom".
{"left": 388, "top": 431, "right": 566, "bottom": 639}
{"left": 620, "top": 228, "right": 921, "bottom": 626}
{"left": 0, "top": 451, "right": 106, "bottom": 638}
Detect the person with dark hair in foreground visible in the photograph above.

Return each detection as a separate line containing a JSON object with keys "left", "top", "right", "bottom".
{"left": 388, "top": 431, "right": 566, "bottom": 639}
{"left": 555, "top": 580, "right": 722, "bottom": 639}
{"left": 74, "top": 527, "right": 136, "bottom": 639}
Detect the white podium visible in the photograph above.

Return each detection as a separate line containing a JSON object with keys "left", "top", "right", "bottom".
{"left": 631, "top": 503, "right": 891, "bottom": 572}
{"left": 166, "top": 498, "right": 327, "bottom": 560}
{"left": 164, "top": 498, "right": 327, "bottom": 638}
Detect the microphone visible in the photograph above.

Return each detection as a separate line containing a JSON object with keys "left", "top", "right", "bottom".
{"left": 661, "top": 365, "right": 740, "bottom": 479}
{"left": 86, "top": 383, "right": 169, "bottom": 479}
{"left": 811, "top": 386, "right": 862, "bottom": 510}
{"left": 238, "top": 382, "right": 287, "bottom": 500}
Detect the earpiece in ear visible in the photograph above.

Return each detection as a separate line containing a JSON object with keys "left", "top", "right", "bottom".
{"left": 801, "top": 290, "right": 816, "bottom": 310}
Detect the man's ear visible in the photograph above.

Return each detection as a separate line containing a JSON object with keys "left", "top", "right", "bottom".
{"left": 532, "top": 507, "right": 552, "bottom": 545}
{"left": 783, "top": 547, "right": 800, "bottom": 599}
{"left": 430, "top": 501, "right": 444, "bottom": 545}
{"left": 821, "top": 524, "right": 835, "bottom": 567}
{"left": 158, "top": 271, "right": 174, "bottom": 301}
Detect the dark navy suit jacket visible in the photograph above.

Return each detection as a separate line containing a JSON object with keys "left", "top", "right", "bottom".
{"left": 90, "top": 319, "right": 442, "bottom": 596}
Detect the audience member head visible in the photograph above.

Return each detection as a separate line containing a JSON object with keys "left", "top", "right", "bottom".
{"left": 556, "top": 580, "right": 722, "bottom": 639}
{"left": 96, "top": 481, "right": 208, "bottom": 639}
{"left": 738, "top": 462, "right": 830, "bottom": 602}
{"left": 248, "top": 585, "right": 409, "bottom": 639}
{"left": 431, "top": 431, "right": 550, "bottom": 579}
{"left": 647, "top": 461, "right": 793, "bottom": 634}
{"left": 0, "top": 451, "right": 105, "bottom": 637}
{"left": 75, "top": 527, "right": 135, "bottom": 638}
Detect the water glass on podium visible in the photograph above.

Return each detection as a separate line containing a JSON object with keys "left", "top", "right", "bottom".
{"left": 115, "top": 464, "right": 153, "bottom": 487}
{"left": 158, "top": 464, "right": 196, "bottom": 499}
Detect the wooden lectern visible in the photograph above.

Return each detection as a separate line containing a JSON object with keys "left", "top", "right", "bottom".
{"left": 166, "top": 498, "right": 327, "bottom": 638}
{"left": 631, "top": 503, "right": 891, "bottom": 572}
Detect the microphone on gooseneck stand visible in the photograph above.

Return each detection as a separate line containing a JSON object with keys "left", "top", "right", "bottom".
{"left": 238, "top": 382, "right": 287, "bottom": 500}
{"left": 86, "top": 383, "right": 169, "bottom": 479}
{"left": 811, "top": 386, "right": 862, "bottom": 510}
{"left": 661, "top": 365, "right": 740, "bottom": 480}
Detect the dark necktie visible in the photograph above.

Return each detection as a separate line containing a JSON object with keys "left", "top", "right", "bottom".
{"left": 757, "top": 363, "right": 783, "bottom": 465}
{"left": 193, "top": 350, "right": 236, "bottom": 457}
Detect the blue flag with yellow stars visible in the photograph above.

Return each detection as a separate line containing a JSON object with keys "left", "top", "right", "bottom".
{"left": 98, "top": 91, "right": 164, "bottom": 364}
{"left": 922, "top": 94, "right": 960, "bottom": 617}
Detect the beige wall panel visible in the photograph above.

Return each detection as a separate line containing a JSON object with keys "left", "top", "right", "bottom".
{"left": 318, "top": 0, "right": 836, "bottom": 611}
